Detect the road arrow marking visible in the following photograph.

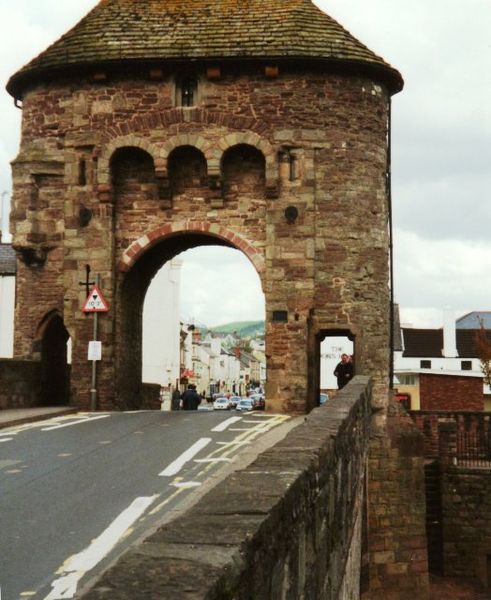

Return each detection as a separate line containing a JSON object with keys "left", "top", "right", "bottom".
{"left": 42, "top": 415, "right": 110, "bottom": 431}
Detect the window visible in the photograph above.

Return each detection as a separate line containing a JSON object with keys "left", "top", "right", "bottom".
{"left": 461, "top": 360, "right": 472, "bottom": 371}
{"left": 399, "top": 375, "right": 416, "bottom": 385}
{"left": 177, "top": 77, "right": 198, "bottom": 107}
{"left": 420, "top": 360, "right": 431, "bottom": 369}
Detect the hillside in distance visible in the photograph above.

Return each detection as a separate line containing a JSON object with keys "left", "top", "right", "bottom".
{"left": 209, "top": 320, "right": 265, "bottom": 338}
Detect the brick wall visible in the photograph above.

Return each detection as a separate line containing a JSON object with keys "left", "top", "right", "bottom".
{"left": 365, "top": 401, "right": 429, "bottom": 600}
{"left": 420, "top": 373, "right": 483, "bottom": 411}
{"left": 441, "top": 468, "right": 491, "bottom": 587}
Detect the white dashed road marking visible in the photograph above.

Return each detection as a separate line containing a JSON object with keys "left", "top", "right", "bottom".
{"left": 159, "top": 438, "right": 212, "bottom": 477}
{"left": 211, "top": 416, "right": 242, "bottom": 432}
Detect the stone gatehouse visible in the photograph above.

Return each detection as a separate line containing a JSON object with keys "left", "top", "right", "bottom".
{"left": 6, "top": 0, "right": 403, "bottom": 414}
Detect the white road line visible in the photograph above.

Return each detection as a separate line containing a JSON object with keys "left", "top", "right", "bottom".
{"left": 216, "top": 440, "right": 251, "bottom": 446}
{"left": 0, "top": 438, "right": 13, "bottom": 443}
{"left": 211, "top": 416, "right": 242, "bottom": 432}
{"left": 43, "top": 495, "right": 157, "bottom": 600}
{"left": 41, "top": 415, "right": 110, "bottom": 431}
{"left": 171, "top": 481, "right": 202, "bottom": 489}
{"left": 194, "top": 457, "right": 232, "bottom": 463}
{"left": 159, "top": 438, "right": 212, "bottom": 477}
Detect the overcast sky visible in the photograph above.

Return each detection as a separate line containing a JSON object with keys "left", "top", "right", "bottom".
{"left": 0, "top": 0, "right": 490, "bottom": 328}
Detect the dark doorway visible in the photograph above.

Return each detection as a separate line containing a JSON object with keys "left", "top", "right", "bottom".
{"left": 40, "top": 314, "right": 70, "bottom": 406}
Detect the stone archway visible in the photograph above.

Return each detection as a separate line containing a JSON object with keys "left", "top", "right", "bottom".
{"left": 37, "top": 311, "right": 70, "bottom": 406}
{"left": 114, "top": 225, "right": 265, "bottom": 409}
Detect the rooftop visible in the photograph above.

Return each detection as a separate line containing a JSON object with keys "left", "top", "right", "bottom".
{"left": 7, "top": 0, "right": 403, "bottom": 98}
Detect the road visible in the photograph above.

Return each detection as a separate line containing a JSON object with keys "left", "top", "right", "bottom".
{"left": 0, "top": 409, "right": 291, "bottom": 600}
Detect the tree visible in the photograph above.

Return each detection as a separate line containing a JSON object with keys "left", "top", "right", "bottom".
{"left": 473, "top": 318, "right": 491, "bottom": 386}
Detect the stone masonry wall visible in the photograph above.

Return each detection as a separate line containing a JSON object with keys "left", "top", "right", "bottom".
{"left": 419, "top": 373, "right": 483, "bottom": 411}
{"left": 11, "top": 66, "right": 391, "bottom": 414}
{"left": 82, "top": 377, "right": 372, "bottom": 600}
{"left": 441, "top": 468, "right": 491, "bottom": 588}
{"left": 0, "top": 358, "right": 41, "bottom": 408}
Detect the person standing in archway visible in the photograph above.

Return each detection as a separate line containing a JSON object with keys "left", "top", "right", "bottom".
{"left": 333, "top": 353, "right": 353, "bottom": 389}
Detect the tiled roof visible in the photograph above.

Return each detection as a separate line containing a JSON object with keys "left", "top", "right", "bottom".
{"left": 401, "top": 327, "right": 491, "bottom": 359}
{"left": 402, "top": 329, "right": 443, "bottom": 358}
{"left": 0, "top": 244, "right": 16, "bottom": 275}
{"left": 7, "top": 0, "right": 403, "bottom": 97}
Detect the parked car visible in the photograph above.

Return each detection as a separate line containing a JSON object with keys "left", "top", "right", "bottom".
{"left": 228, "top": 396, "right": 241, "bottom": 409}
{"left": 236, "top": 398, "right": 253, "bottom": 412}
{"left": 320, "top": 393, "right": 329, "bottom": 406}
{"left": 250, "top": 394, "right": 265, "bottom": 410}
{"left": 213, "top": 397, "right": 231, "bottom": 410}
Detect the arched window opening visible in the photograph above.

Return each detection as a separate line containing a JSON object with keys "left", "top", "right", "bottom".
{"left": 222, "top": 144, "right": 265, "bottom": 199}
{"left": 317, "top": 331, "right": 355, "bottom": 406}
{"left": 111, "top": 147, "right": 158, "bottom": 207}
{"left": 168, "top": 146, "right": 207, "bottom": 196}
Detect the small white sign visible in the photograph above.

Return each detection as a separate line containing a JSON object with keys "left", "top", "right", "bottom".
{"left": 88, "top": 341, "right": 102, "bottom": 361}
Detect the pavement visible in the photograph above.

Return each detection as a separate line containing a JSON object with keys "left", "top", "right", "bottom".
{"left": 0, "top": 406, "right": 79, "bottom": 429}
{"left": 430, "top": 575, "right": 491, "bottom": 600}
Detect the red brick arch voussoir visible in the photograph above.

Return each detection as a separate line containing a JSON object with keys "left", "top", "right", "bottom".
{"left": 118, "top": 221, "right": 265, "bottom": 277}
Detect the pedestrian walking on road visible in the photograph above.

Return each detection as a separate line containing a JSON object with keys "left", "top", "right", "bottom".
{"left": 171, "top": 387, "right": 181, "bottom": 411}
{"left": 181, "top": 384, "right": 201, "bottom": 410}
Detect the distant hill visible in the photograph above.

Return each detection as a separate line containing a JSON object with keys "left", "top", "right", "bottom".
{"left": 210, "top": 320, "right": 265, "bottom": 338}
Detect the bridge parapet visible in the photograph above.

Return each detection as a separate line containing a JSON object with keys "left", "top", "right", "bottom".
{"left": 82, "top": 376, "right": 372, "bottom": 599}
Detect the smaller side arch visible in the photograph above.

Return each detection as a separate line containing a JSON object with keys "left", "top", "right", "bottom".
{"left": 98, "top": 135, "right": 161, "bottom": 185}
{"left": 35, "top": 310, "right": 71, "bottom": 406}
{"left": 214, "top": 132, "right": 277, "bottom": 193}
{"left": 118, "top": 221, "right": 265, "bottom": 277}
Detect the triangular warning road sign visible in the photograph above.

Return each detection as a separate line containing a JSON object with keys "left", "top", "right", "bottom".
{"left": 82, "top": 285, "right": 110, "bottom": 313}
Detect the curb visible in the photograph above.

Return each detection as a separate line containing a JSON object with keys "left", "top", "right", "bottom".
{"left": 0, "top": 407, "right": 79, "bottom": 430}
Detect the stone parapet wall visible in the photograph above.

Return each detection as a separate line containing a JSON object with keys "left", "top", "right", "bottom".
{"left": 82, "top": 377, "right": 372, "bottom": 599}
{"left": 0, "top": 358, "right": 41, "bottom": 408}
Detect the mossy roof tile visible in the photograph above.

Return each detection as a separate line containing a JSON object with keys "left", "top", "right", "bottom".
{"left": 7, "top": 0, "right": 403, "bottom": 96}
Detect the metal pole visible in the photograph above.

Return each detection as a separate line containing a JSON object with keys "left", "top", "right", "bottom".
{"left": 90, "top": 274, "right": 100, "bottom": 411}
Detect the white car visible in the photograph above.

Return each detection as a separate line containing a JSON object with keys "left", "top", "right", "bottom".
{"left": 213, "top": 397, "right": 231, "bottom": 410}
{"left": 236, "top": 398, "right": 253, "bottom": 412}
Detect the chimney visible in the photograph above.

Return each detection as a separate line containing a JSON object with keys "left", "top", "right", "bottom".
{"left": 442, "top": 308, "right": 458, "bottom": 358}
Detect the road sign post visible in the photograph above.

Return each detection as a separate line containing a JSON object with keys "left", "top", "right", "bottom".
{"left": 82, "top": 275, "right": 110, "bottom": 411}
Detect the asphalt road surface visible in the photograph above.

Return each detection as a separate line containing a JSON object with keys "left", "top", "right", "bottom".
{"left": 0, "top": 409, "right": 291, "bottom": 600}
